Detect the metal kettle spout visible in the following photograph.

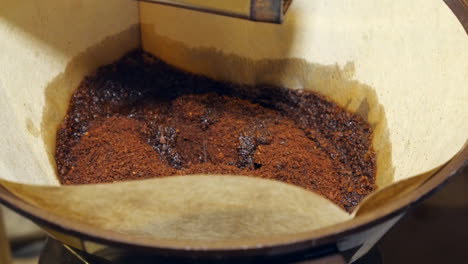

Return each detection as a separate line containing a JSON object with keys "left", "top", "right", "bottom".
{"left": 138, "top": 0, "right": 293, "bottom": 23}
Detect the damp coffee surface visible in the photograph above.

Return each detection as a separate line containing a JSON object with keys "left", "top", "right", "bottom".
{"left": 56, "top": 51, "right": 376, "bottom": 212}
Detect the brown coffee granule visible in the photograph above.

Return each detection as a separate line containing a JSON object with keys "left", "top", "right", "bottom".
{"left": 55, "top": 50, "right": 376, "bottom": 212}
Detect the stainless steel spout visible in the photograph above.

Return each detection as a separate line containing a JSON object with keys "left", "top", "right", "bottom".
{"left": 137, "top": 0, "right": 293, "bottom": 23}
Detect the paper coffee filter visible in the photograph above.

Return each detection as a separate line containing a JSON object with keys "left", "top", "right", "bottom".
{"left": 3, "top": 175, "right": 353, "bottom": 241}
{"left": 0, "top": 0, "right": 467, "bottom": 243}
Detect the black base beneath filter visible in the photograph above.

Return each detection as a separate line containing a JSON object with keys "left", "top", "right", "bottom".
{"left": 38, "top": 237, "right": 382, "bottom": 264}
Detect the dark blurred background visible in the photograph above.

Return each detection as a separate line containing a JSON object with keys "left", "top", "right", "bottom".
{"left": 380, "top": 166, "right": 468, "bottom": 263}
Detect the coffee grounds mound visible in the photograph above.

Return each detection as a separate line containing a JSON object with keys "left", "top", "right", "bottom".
{"left": 56, "top": 50, "right": 376, "bottom": 212}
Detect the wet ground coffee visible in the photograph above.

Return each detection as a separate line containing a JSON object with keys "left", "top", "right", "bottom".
{"left": 56, "top": 50, "right": 376, "bottom": 212}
